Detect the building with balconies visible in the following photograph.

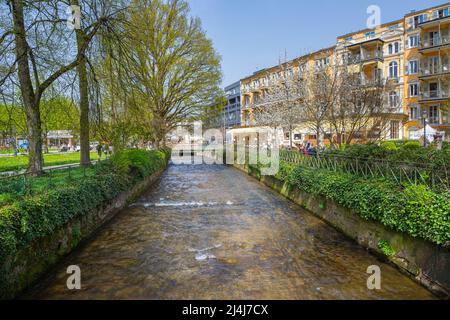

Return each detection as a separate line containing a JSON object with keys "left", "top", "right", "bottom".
{"left": 232, "top": 3, "right": 450, "bottom": 145}
{"left": 223, "top": 82, "right": 241, "bottom": 129}
{"left": 405, "top": 3, "right": 450, "bottom": 139}
{"left": 235, "top": 47, "right": 336, "bottom": 147}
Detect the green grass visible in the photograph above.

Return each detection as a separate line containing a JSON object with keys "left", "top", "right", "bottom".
{"left": 0, "top": 166, "right": 97, "bottom": 208}
{"left": 0, "top": 152, "right": 99, "bottom": 173}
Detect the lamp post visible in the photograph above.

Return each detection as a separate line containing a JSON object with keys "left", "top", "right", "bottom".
{"left": 423, "top": 109, "right": 428, "bottom": 148}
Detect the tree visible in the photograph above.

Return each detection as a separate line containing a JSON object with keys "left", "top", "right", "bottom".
{"left": 70, "top": 0, "right": 129, "bottom": 165}
{"left": 3, "top": 1, "right": 104, "bottom": 173}
{"left": 299, "top": 63, "right": 340, "bottom": 147}
{"left": 126, "top": 0, "right": 222, "bottom": 148}
{"left": 252, "top": 60, "right": 304, "bottom": 149}
{"left": 327, "top": 67, "right": 395, "bottom": 147}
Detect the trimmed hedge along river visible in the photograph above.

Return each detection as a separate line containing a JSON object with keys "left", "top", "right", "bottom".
{"left": 0, "top": 149, "right": 170, "bottom": 298}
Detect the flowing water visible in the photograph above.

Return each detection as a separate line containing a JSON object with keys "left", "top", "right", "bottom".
{"left": 25, "top": 163, "right": 435, "bottom": 299}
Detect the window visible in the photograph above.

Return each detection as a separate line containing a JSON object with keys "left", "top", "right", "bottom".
{"left": 409, "top": 83, "right": 419, "bottom": 97}
{"left": 286, "top": 68, "right": 294, "bottom": 78}
{"left": 315, "top": 58, "right": 329, "bottom": 70}
{"left": 389, "top": 61, "right": 398, "bottom": 79}
{"left": 365, "top": 31, "right": 376, "bottom": 39}
{"left": 388, "top": 42, "right": 400, "bottom": 55}
{"left": 409, "top": 105, "right": 420, "bottom": 120}
{"left": 298, "top": 63, "right": 306, "bottom": 76}
{"left": 409, "top": 14, "right": 428, "bottom": 29}
{"left": 408, "top": 35, "right": 419, "bottom": 48}
{"left": 294, "top": 134, "right": 302, "bottom": 141}
{"left": 407, "top": 60, "right": 419, "bottom": 74}
{"left": 389, "top": 91, "right": 399, "bottom": 108}
{"left": 390, "top": 121, "right": 399, "bottom": 140}
{"left": 429, "top": 106, "right": 439, "bottom": 124}
{"left": 433, "top": 8, "right": 450, "bottom": 19}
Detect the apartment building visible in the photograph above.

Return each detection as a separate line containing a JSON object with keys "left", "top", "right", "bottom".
{"left": 406, "top": 4, "right": 450, "bottom": 140}
{"left": 238, "top": 47, "right": 336, "bottom": 147}
{"left": 223, "top": 82, "right": 241, "bottom": 129}
{"left": 337, "top": 19, "right": 408, "bottom": 141}
{"left": 233, "top": 2, "right": 450, "bottom": 146}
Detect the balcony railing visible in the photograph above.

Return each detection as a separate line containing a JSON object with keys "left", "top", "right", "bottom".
{"left": 420, "top": 35, "right": 450, "bottom": 49}
{"left": 420, "top": 90, "right": 450, "bottom": 100}
{"left": 347, "top": 51, "right": 384, "bottom": 65}
{"left": 420, "top": 64, "right": 450, "bottom": 76}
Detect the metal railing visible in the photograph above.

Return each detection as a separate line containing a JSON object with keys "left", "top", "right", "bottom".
{"left": 420, "top": 90, "right": 450, "bottom": 100}
{"left": 420, "top": 36, "right": 450, "bottom": 49}
{"left": 420, "top": 64, "right": 450, "bottom": 76}
{"left": 0, "top": 162, "right": 100, "bottom": 198}
{"left": 279, "top": 150, "right": 449, "bottom": 190}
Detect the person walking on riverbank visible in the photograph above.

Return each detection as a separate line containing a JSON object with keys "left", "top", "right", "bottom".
{"left": 104, "top": 144, "right": 110, "bottom": 160}
{"left": 96, "top": 144, "right": 103, "bottom": 160}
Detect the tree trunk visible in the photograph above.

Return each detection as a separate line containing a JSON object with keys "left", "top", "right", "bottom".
{"left": 289, "top": 125, "right": 293, "bottom": 149}
{"left": 11, "top": 0, "right": 44, "bottom": 174}
{"left": 72, "top": 0, "right": 91, "bottom": 166}
{"left": 78, "top": 57, "right": 90, "bottom": 165}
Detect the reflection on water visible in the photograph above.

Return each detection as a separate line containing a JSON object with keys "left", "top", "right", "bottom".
{"left": 24, "top": 164, "right": 435, "bottom": 300}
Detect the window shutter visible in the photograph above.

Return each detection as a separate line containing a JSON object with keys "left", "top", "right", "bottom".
{"left": 405, "top": 64, "right": 409, "bottom": 75}
{"left": 405, "top": 38, "right": 409, "bottom": 49}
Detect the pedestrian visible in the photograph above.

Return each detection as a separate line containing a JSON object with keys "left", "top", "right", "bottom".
{"left": 104, "top": 144, "right": 110, "bottom": 160}
{"left": 96, "top": 144, "right": 103, "bottom": 160}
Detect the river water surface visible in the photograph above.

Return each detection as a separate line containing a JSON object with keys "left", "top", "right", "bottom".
{"left": 25, "top": 163, "right": 435, "bottom": 299}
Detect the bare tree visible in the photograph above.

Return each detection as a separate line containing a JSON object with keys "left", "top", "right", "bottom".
{"left": 253, "top": 60, "right": 304, "bottom": 149}
{"left": 328, "top": 67, "right": 395, "bottom": 147}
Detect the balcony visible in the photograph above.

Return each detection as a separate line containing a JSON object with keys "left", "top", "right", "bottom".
{"left": 419, "top": 90, "right": 450, "bottom": 102}
{"left": 358, "top": 75, "right": 384, "bottom": 87}
{"left": 419, "top": 64, "right": 450, "bottom": 78}
{"left": 420, "top": 35, "right": 450, "bottom": 51}
{"left": 347, "top": 51, "right": 384, "bottom": 65}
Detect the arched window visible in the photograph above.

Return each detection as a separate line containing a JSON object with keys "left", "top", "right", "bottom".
{"left": 388, "top": 44, "right": 393, "bottom": 55}
{"left": 394, "top": 42, "right": 399, "bottom": 53}
{"left": 389, "top": 61, "right": 398, "bottom": 79}
{"left": 389, "top": 91, "right": 399, "bottom": 108}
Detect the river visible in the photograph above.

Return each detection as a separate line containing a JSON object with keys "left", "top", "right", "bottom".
{"left": 24, "top": 163, "right": 435, "bottom": 299}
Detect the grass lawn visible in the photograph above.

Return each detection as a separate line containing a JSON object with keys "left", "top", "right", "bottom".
{"left": 0, "top": 166, "right": 97, "bottom": 208}
{"left": 0, "top": 152, "right": 99, "bottom": 173}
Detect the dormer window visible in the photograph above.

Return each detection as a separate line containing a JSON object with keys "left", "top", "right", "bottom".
{"left": 365, "top": 31, "right": 376, "bottom": 39}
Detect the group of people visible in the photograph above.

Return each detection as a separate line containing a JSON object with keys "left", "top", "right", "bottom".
{"left": 96, "top": 143, "right": 113, "bottom": 160}
{"left": 289, "top": 142, "right": 317, "bottom": 156}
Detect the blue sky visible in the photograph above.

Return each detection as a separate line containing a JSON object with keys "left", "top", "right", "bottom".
{"left": 188, "top": 0, "right": 445, "bottom": 86}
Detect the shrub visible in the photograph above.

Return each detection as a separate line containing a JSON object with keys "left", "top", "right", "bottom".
{"left": 268, "top": 162, "right": 450, "bottom": 246}
{"left": 0, "top": 149, "right": 169, "bottom": 264}
{"left": 380, "top": 141, "right": 398, "bottom": 152}
{"left": 112, "top": 149, "right": 167, "bottom": 179}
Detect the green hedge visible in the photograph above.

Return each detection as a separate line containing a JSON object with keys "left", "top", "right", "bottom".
{"left": 323, "top": 141, "right": 450, "bottom": 170}
{"left": 0, "top": 149, "right": 169, "bottom": 264}
{"left": 272, "top": 161, "right": 450, "bottom": 246}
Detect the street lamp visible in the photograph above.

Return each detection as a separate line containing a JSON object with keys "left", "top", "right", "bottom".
{"left": 423, "top": 109, "right": 428, "bottom": 148}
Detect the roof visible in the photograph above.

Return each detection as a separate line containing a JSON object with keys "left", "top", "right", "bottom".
{"left": 240, "top": 45, "right": 336, "bottom": 83}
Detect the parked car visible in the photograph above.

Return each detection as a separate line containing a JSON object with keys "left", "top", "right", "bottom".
{"left": 75, "top": 145, "right": 81, "bottom": 152}
{"left": 60, "top": 146, "right": 69, "bottom": 152}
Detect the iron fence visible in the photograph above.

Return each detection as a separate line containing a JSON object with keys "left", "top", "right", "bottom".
{"left": 0, "top": 162, "right": 99, "bottom": 197}
{"left": 279, "top": 150, "right": 449, "bottom": 190}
